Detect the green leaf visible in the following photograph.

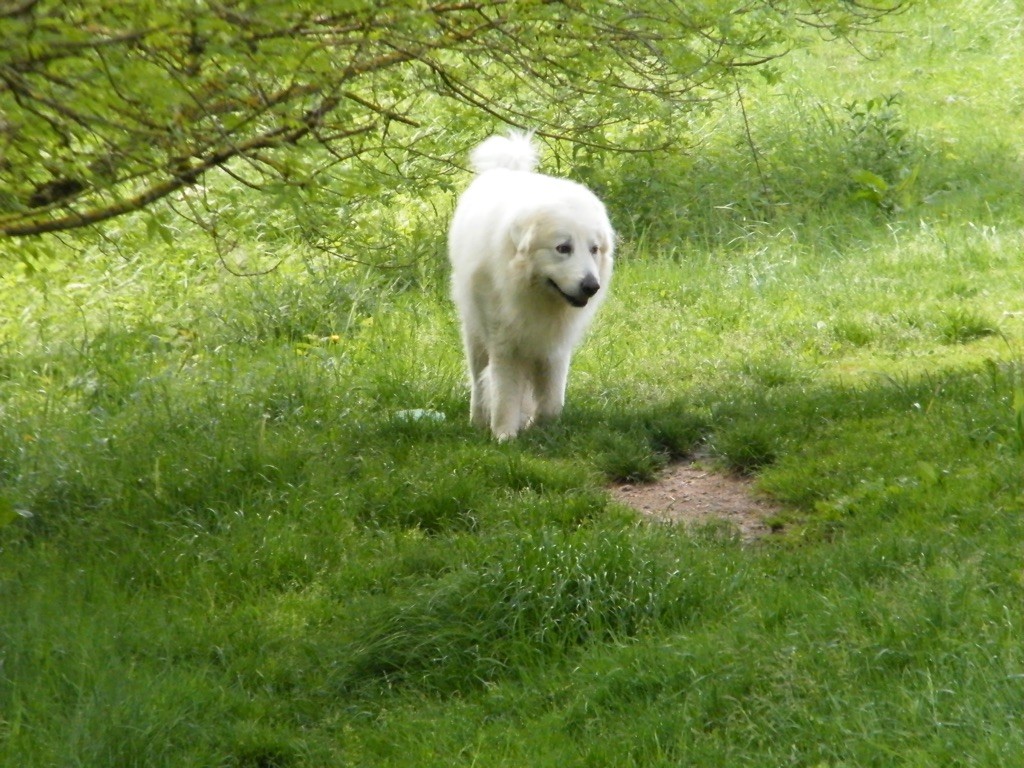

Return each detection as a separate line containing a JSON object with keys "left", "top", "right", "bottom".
{"left": 850, "top": 169, "right": 889, "bottom": 193}
{"left": 0, "top": 497, "right": 16, "bottom": 528}
{"left": 916, "top": 461, "right": 939, "bottom": 487}
{"left": 147, "top": 215, "right": 175, "bottom": 246}
{"left": 1013, "top": 385, "right": 1024, "bottom": 416}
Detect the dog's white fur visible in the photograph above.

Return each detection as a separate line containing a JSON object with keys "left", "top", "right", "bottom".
{"left": 448, "top": 132, "right": 615, "bottom": 440}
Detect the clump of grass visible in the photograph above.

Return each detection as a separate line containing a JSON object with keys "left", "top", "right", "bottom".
{"left": 342, "top": 525, "right": 729, "bottom": 694}
{"left": 575, "top": 404, "right": 708, "bottom": 483}
{"left": 355, "top": 471, "right": 486, "bottom": 534}
{"left": 831, "top": 316, "right": 879, "bottom": 348}
{"left": 939, "top": 306, "right": 1000, "bottom": 345}
{"left": 639, "top": 404, "right": 711, "bottom": 460}
{"left": 710, "top": 422, "right": 781, "bottom": 475}
{"left": 593, "top": 429, "right": 668, "bottom": 483}
{"left": 214, "top": 267, "right": 382, "bottom": 347}
{"left": 350, "top": 448, "right": 605, "bottom": 533}
{"left": 740, "top": 357, "right": 807, "bottom": 389}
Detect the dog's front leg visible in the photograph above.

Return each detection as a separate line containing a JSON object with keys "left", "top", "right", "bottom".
{"left": 489, "top": 355, "right": 527, "bottom": 441}
{"left": 470, "top": 367, "right": 490, "bottom": 429}
{"left": 532, "top": 354, "right": 571, "bottom": 421}
{"left": 466, "top": 336, "right": 491, "bottom": 429}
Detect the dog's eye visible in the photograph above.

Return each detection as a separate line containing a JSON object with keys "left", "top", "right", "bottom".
{"left": 555, "top": 243, "right": 572, "bottom": 255}
{"left": 589, "top": 244, "right": 600, "bottom": 255}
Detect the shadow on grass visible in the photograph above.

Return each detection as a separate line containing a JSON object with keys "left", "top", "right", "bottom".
{"left": 331, "top": 358, "right": 1023, "bottom": 696}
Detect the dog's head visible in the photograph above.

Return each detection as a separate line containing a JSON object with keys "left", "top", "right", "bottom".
{"left": 511, "top": 201, "right": 614, "bottom": 308}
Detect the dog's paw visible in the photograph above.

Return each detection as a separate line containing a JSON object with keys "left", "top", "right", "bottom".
{"left": 494, "top": 426, "right": 519, "bottom": 442}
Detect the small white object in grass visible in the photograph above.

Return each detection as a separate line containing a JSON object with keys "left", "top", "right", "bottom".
{"left": 394, "top": 409, "right": 446, "bottom": 423}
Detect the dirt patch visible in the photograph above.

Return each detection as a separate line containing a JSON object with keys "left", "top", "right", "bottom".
{"left": 610, "top": 461, "right": 781, "bottom": 542}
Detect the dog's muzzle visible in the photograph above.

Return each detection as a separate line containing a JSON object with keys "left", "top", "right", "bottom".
{"left": 548, "top": 275, "right": 600, "bottom": 307}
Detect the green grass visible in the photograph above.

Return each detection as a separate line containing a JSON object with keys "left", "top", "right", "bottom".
{"left": 2, "top": 1, "right": 1024, "bottom": 766}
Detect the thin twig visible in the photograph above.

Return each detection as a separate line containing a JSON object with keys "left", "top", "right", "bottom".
{"left": 734, "top": 76, "right": 769, "bottom": 198}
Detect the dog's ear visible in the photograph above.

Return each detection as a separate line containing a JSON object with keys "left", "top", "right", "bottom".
{"left": 509, "top": 216, "right": 538, "bottom": 256}
{"left": 600, "top": 225, "right": 616, "bottom": 258}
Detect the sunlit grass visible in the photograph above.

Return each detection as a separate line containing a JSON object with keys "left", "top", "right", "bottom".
{"left": 2, "top": 2, "right": 1023, "bottom": 766}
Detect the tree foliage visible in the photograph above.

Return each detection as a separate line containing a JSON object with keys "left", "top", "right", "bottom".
{"left": 0, "top": 0, "right": 904, "bottom": 240}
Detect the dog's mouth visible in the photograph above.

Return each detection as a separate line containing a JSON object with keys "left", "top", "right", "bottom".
{"left": 547, "top": 279, "right": 589, "bottom": 308}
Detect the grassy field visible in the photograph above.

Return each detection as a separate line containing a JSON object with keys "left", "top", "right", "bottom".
{"left": 2, "top": 1, "right": 1023, "bottom": 766}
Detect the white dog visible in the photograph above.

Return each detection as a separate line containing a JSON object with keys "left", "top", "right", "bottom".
{"left": 448, "top": 132, "right": 615, "bottom": 440}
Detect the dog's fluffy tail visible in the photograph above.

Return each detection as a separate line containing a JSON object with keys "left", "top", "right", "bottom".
{"left": 469, "top": 132, "right": 538, "bottom": 174}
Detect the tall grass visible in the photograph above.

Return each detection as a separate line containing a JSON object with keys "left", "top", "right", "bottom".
{"left": 2, "top": 1, "right": 1023, "bottom": 766}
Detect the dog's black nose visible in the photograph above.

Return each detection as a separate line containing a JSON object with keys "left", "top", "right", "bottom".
{"left": 580, "top": 274, "right": 600, "bottom": 297}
